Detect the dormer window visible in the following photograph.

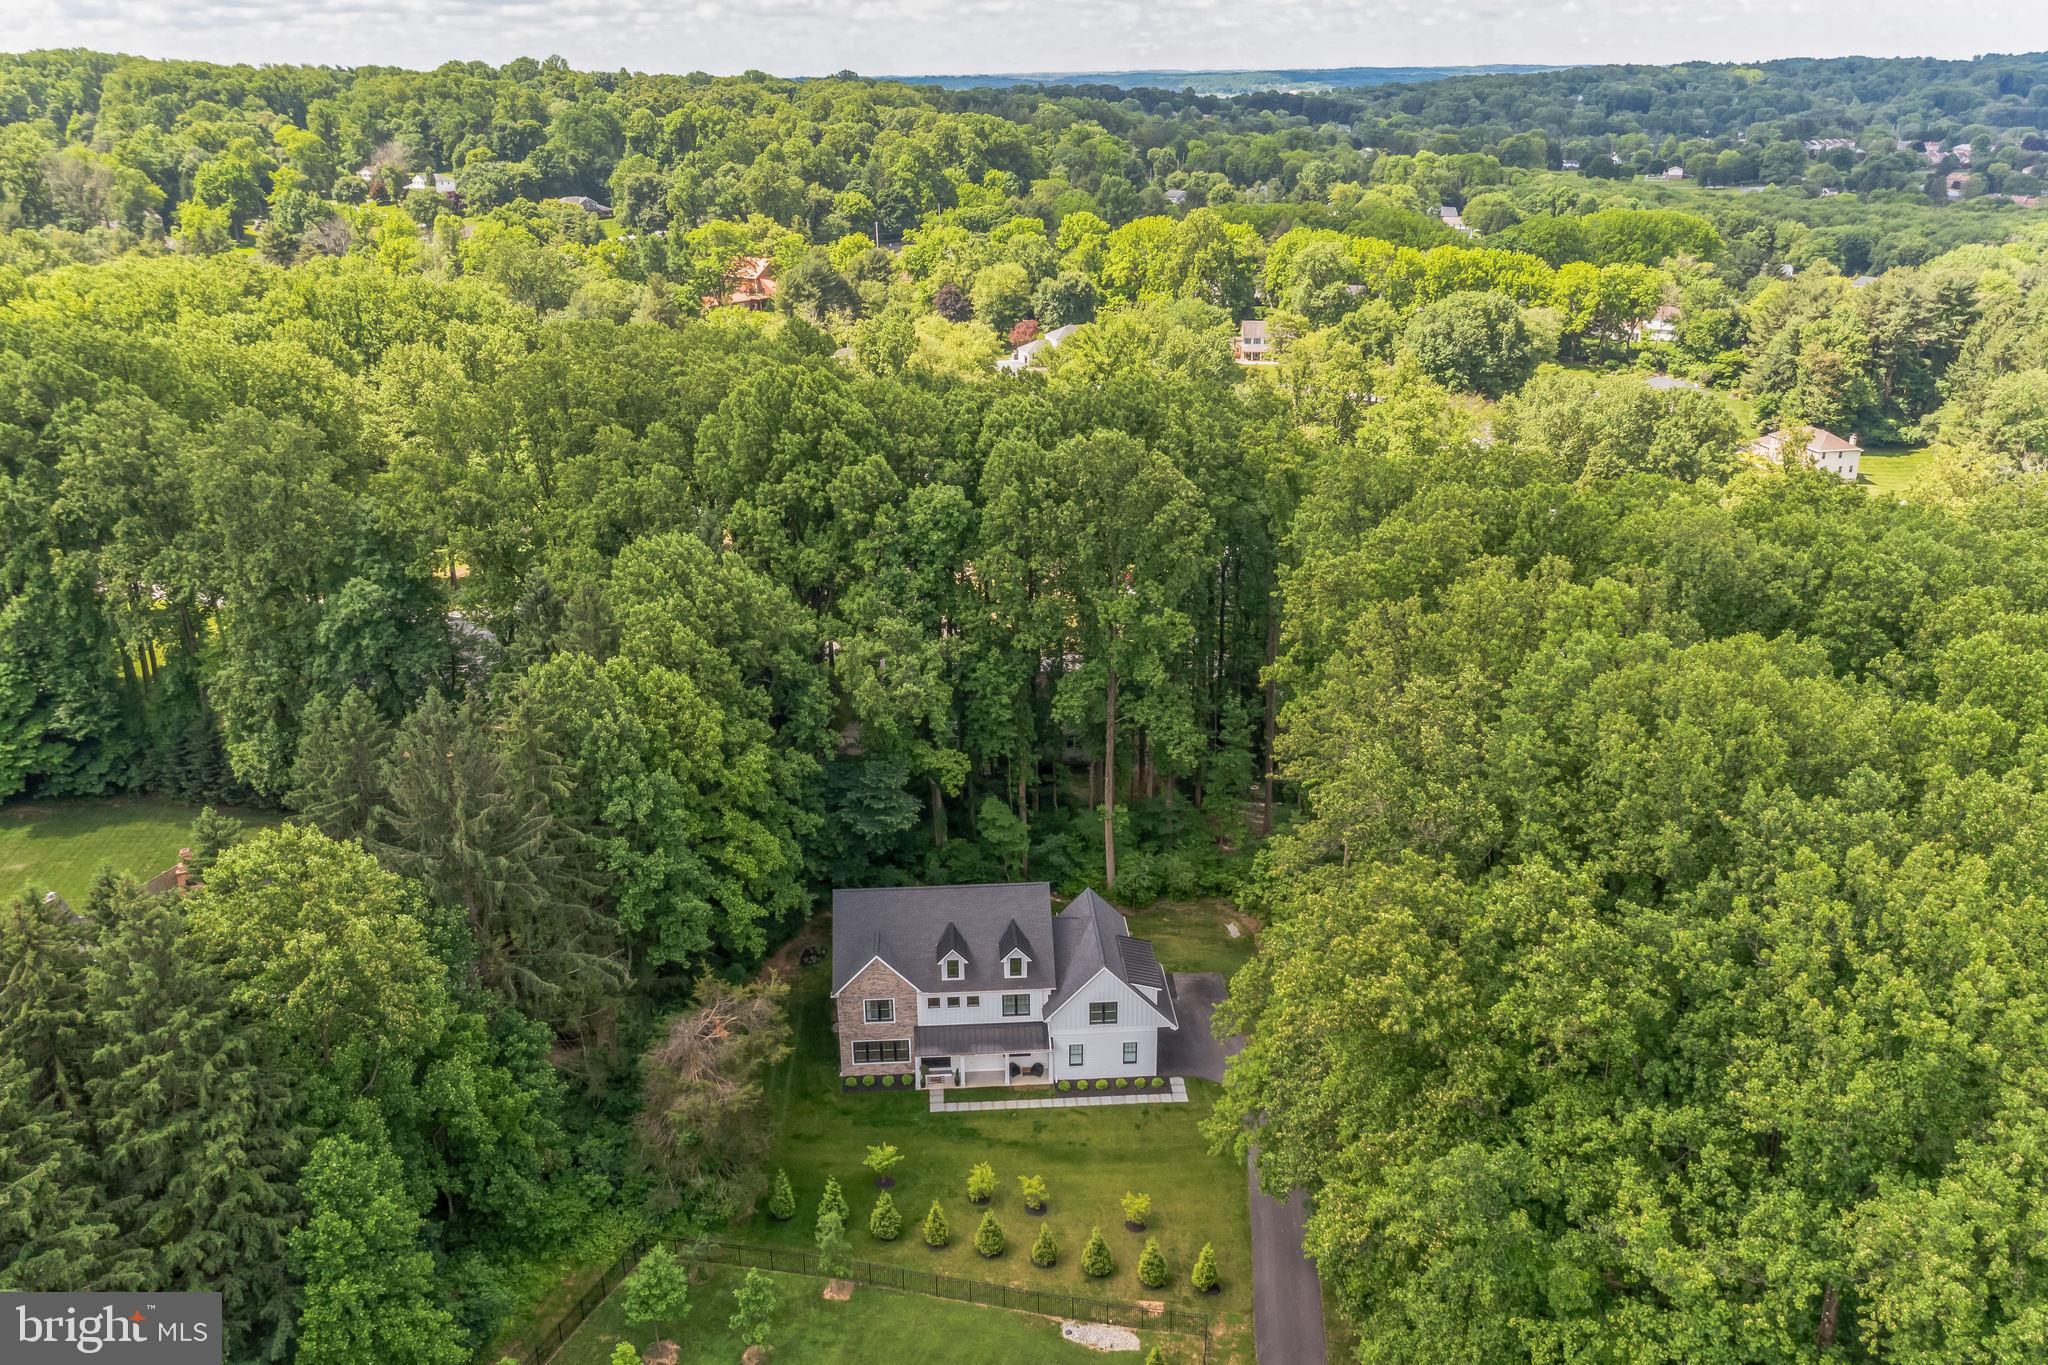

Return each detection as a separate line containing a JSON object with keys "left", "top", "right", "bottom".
{"left": 1005, "top": 953, "right": 1027, "bottom": 979}
{"left": 943, "top": 957, "right": 963, "bottom": 981}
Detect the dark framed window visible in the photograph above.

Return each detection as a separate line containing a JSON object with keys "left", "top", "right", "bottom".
{"left": 1006, "top": 955, "right": 1026, "bottom": 978}
{"left": 863, "top": 999, "right": 894, "bottom": 1024}
{"left": 1067, "top": 1044, "right": 1084, "bottom": 1066}
{"left": 1002, "top": 993, "right": 1029, "bottom": 1017}
{"left": 966, "top": 995, "right": 980, "bottom": 1007}
{"left": 943, "top": 958, "right": 963, "bottom": 980}
{"left": 927, "top": 997, "right": 940, "bottom": 1008}
{"left": 946, "top": 996, "right": 960, "bottom": 1008}
{"left": 1123, "top": 1042, "right": 1139, "bottom": 1065}
{"left": 852, "top": 1039, "right": 909, "bottom": 1065}
{"left": 1089, "top": 1002, "right": 1118, "bottom": 1025}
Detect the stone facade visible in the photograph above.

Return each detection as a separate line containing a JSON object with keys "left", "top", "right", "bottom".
{"left": 836, "top": 958, "right": 918, "bottom": 1078}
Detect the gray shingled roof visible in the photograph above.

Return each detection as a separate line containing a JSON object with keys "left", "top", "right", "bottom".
{"left": 914, "top": 1021, "right": 1049, "bottom": 1054}
{"left": 832, "top": 883, "right": 1057, "bottom": 994}
{"left": 998, "top": 918, "right": 1035, "bottom": 962}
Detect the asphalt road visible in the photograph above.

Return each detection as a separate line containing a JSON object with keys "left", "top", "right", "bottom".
{"left": 1167, "top": 973, "right": 1327, "bottom": 1365}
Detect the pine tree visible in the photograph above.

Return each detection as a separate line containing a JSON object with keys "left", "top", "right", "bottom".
{"left": 815, "top": 1209, "right": 851, "bottom": 1277}
{"left": 1191, "top": 1241, "right": 1219, "bottom": 1293}
{"left": 869, "top": 1191, "right": 902, "bottom": 1241}
{"left": 1081, "top": 1226, "right": 1115, "bottom": 1278}
{"left": 183, "top": 804, "right": 245, "bottom": 882}
{"left": 818, "top": 1174, "right": 848, "bottom": 1224}
{"left": 974, "top": 1210, "right": 1005, "bottom": 1258}
{"left": 1144, "top": 1347, "right": 1169, "bottom": 1365}
{"left": 922, "top": 1200, "right": 950, "bottom": 1248}
{"left": 1138, "top": 1236, "right": 1168, "bottom": 1288}
{"left": 287, "top": 688, "right": 392, "bottom": 840}
{"left": 767, "top": 1168, "right": 796, "bottom": 1220}
{"left": 82, "top": 875, "right": 302, "bottom": 1358}
{"left": 1029, "top": 1224, "right": 1057, "bottom": 1268}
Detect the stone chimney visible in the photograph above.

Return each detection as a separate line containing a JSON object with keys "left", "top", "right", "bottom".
{"left": 174, "top": 848, "right": 193, "bottom": 891}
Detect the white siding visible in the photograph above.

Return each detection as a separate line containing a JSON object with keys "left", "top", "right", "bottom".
{"left": 915, "top": 987, "right": 1049, "bottom": 1025}
{"left": 1045, "top": 968, "right": 1170, "bottom": 1079}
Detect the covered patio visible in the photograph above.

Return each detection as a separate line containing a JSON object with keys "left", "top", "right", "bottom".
{"left": 914, "top": 1021, "right": 1050, "bottom": 1089}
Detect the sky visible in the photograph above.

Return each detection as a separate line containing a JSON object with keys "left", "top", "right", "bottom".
{"left": 10, "top": 0, "right": 2048, "bottom": 79}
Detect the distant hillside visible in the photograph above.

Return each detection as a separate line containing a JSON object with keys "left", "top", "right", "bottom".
{"left": 882, "top": 65, "right": 1559, "bottom": 95}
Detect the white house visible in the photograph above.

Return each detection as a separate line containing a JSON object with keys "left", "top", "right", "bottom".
{"left": 830, "top": 883, "right": 1179, "bottom": 1089}
{"left": 1752, "top": 426, "right": 1862, "bottom": 481}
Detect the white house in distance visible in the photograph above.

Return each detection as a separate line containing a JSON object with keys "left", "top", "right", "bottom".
{"left": 830, "top": 882, "right": 1179, "bottom": 1089}
{"left": 1753, "top": 426, "right": 1862, "bottom": 481}
{"left": 995, "top": 323, "right": 1078, "bottom": 375}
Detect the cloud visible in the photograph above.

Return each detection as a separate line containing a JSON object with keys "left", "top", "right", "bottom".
{"left": 10, "top": 0, "right": 2048, "bottom": 77}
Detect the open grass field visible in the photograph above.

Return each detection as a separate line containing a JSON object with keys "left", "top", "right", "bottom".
{"left": 0, "top": 797, "right": 283, "bottom": 904}
{"left": 744, "top": 954, "right": 1256, "bottom": 1363}
{"left": 552, "top": 1263, "right": 1192, "bottom": 1365}
{"left": 1859, "top": 445, "right": 1938, "bottom": 496}
{"left": 1121, "top": 898, "right": 1258, "bottom": 977}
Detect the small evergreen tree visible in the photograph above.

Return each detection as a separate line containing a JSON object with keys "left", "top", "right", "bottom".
{"left": 869, "top": 1190, "right": 902, "bottom": 1241}
{"left": 1081, "top": 1226, "right": 1115, "bottom": 1278}
{"left": 1144, "top": 1347, "right": 1168, "bottom": 1365}
{"left": 1191, "top": 1241, "right": 1219, "bottom": 1293}
{"left": 819, "top": 1174, "right": 848, "bottom": 1224}
{"left": 1120, "top": 1191, "right": 1152, "bottom": 1229}
{"left": 922, "top": 1200, "right": 950, "bottom": 1248}
{"left": 1030, "top": 1224, "right": 1057, "bottom": 1268}
{"left": 727, "top": 1268, "right": 777, "bottom": 1348}
{"left": 815, "top": 1209, "right": 851, "bottom": 1277}
{"left": 609, "top": 1345, "right": 641, "bottom": 1365}
{"left": 1017, "top": 1173, "right": 1048, "bottom": 1212}
{"left": 767, "top": 1168, "right": 796, "bottom": 1221}
{"left": 183, "top": 804, "right": 245, "bottom": 883}
{"left": 966, "top": 1160, "right": 996, "bottom": 1204}
{"left": 1138, "top": 1237, "right": 1168, "bottom": 1288}
{"left": 974, "top": 1210, "right": 1005, "bottom": 1258}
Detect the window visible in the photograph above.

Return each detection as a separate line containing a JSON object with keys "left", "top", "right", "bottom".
{"left": 927, "top": 997, "right": 940, "bottom": 1008}
{"left": 852, "top": 1040, "right": 909, "bottom": 1065}
{"left": 943, "top": 957, "right": 963, "bottom": 981}
{"left": 1123, "top": 1042, "right": 1139, "bottom": 1065}
{"left": 1089, "top": 1002, "right": 1118, "bottom": 1025}
{"left": 946, "top": 996, "right": 960, "bottom": 1008}
{"left": 863, "top": 999, "right": 894, "bottom": 1024}
{"left": 1068, "top": 1044, "right": 1084, "bottom": 1067}
{"left": 1005, "top": 955, "right": 1026, "bottom": 978}
{"left": 966, "top": 996, "right": 980, "bottom": 1007}
{"left": 1002, "top": 993, "right": 1029, "bottom": 1017}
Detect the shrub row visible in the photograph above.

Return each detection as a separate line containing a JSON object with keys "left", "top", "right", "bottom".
{"left": 1052, "top": 1076, "right": 1169, "bottom": 1092}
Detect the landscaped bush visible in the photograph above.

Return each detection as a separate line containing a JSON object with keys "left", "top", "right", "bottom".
{"left": 865, "top": 1144, "right": 904, "bottom": 1186}
{"left": 974, "top": 1210, "right": 1006, "bottom": 1258}
{"left": 1030, "top": 1224, "right": 1058, "bottom": 1268}
{"left": 1115, "top": 1078, "right": 1128, "bottom": 1089}
{"left": 1094, "top": 1079, "right": 1109, "bottom": 1091}
{"left": 767, "top": 1169, "right": 796, "bottom": 1221}
{"left": 1121, "top": 1191, "right": 1152, "bottom": 1230}
{"left": 1191, "top": 1241, "right": 1220, "bottom": 1293}
{"left": 819, "top": 1176, "right": 848, "bottom": 1225}
{"left": 1138, "top": 1237, "right": 1168, "bottom": 1289}
{"left": 1150, "top": 1076, "right": 1166, "bottom": 1087}
{"left": 1056, "top": 1080, "right": 1070, "bottom": 1092}
{"left": 1018, "top": 1174, "right": 1048, "bottom": 1213}
{"left": 1081, "top": 1226, "right": 1115, "bottom": 1278}
{"left": 922, "top": 1200, "right": 950, "bottom": 1248}
{"left": 870, "top": 1191, "right": 903, "bottom": 1241}
{"left": 815, "top": 1209, "right": 851, "bottom": 1277}
{"left": 861, "top": 1075, "right": 876, "bottom": 1087}
{"left": 843, "top": 1076, "right": 856, "bottom": 1089}
{"left": 966, "top": 1161, "right": 995, "bottom": 1204}
{"left": 879, "top": 1074, "right": 894, "bottom": 1087}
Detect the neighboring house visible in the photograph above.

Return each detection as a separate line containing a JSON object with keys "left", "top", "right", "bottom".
{"left": 996, "top": 323, "right": 1078, "bottom": 374}
{"left": 1561, "top": 158, "right": 1581, "bottom": 170}
{"left": 1164, "top": 187, "right": 1188, "bottom": 205}
{"left": 1644, "top": 374, "right": 1701, "bottom": 391}
{"left": 702, "top": 255, "right": 777, "bottom": 310}
{"left": 1436, "top": 204, "right": 1472, "bottom": 234}
{"left": 1629, "top": 304, "right": 1680, "bottom": 344}
{"left": 830, "top": 882, "right": 1180, "bottom": 1090}
{"left": 1233, "top": 318, "right": 1275, "bottom": 365}
{"left": 404, "top": 172, "right": 460, "bottom": 196}
{"left": 555, "top": 195, "right": 613, "bottom": 217}
{"left": 1752, "top": 426, "right": 1862, "bottom": 481}
{"left": 1663, "top": 165, "right": 1687, "bottom": 180}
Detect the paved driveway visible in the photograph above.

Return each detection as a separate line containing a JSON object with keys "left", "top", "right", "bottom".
{"left": 1164, "top": 973, "right": 1327, "bottom": 1365}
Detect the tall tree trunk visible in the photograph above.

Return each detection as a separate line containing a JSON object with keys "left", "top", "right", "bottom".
{"left": 1816, "top": 1284, "right": 1839, "bottom": 1350}
{"left": 1018, "top": 769, "right": 1031, "bottom": 876}
{"left": 929, "top": 778, "right": 946, "bottom": 848}
{"left": 1103, "top": 665, "right": 1118, "bottom": 891}
{"left": 1262, "top": 604, "right": 1280, "bottom": 832}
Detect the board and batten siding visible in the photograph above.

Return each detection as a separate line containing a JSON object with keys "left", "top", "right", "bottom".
{"left": 1045, "top": 967, "right": 1169, "bottom": 1079}
{"left": 914, "top": 987, "right": 1050, "bottom": 1025}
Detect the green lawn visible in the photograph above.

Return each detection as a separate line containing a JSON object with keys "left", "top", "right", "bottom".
{"left": 1859, "top": 445, "right": 1937, "bottom": 496}
{"left": 0, "top": 797, "right": 283, "bottom": 905}
{"left": 1121, "top": 898, "right": 1258, "bottom": 977}
{"left": 747, "top": 959, "right": 1255, "bottom": 1363}
{"left": 553, "top": 1264, "right": 1189, "bottom": 1365}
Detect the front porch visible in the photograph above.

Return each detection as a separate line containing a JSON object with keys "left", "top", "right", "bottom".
{"left": 911, "top": 1019, "right": 1053, "bottom": 1090}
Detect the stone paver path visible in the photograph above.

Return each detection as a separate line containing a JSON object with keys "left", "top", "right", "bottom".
{"left": 929, "top": 1077, "right": 1188, "bottom": 1112}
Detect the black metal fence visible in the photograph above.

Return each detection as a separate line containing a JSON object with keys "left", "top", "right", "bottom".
{"left": 502, "top": 1234, "right": 1213, "bottom": 1364}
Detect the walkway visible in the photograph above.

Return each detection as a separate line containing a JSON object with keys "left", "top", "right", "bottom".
{"left": 930, "top": 1076, "right": 1187, "bottom": 1112}
{"left": 1170, "top": 972, "right": 1328, "bottom": 1365}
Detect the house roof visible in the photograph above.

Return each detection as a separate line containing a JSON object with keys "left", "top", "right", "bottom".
{"left": 832, "top": 882, "right": 1057, "bottom": 994}
{"left": 914, "top": 1021, "right": 1049, "bottom": 1054}
{"left": 1045, "top": 889, "right": 1179, "bottom": 1028}
{"left": 998, "top": 919, "right": 1036, "bottom": 961}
